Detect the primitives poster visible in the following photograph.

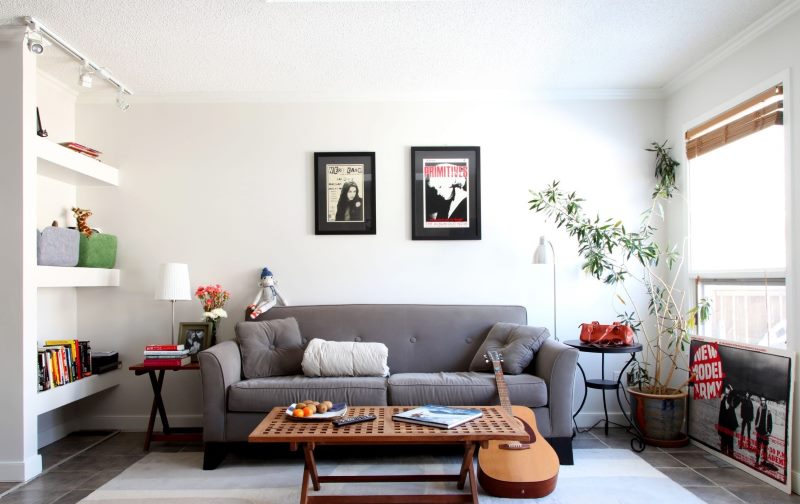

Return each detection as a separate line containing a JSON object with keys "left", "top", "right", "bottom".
{"left": 688, "top": 336, "right": 794, "bottom": 493}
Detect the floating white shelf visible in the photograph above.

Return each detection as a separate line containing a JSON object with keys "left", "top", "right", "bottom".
{"left": 37, "top": 266, "right": 120, "bottom": 288}
{"left": 36, "top": 369, "right": 122, "bottom": 415}
{"left": 35, "top": 137, "right": 119, "bottom": 186}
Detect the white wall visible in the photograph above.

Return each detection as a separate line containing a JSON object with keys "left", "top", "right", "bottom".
{"left": 664, "top": 8, "right": 800, "bottom": 489}
{"left": 72, "top": 98, "right": 662, "bottom": 431}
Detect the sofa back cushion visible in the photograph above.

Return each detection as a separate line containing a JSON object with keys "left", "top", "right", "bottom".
{"left": 254, "top": 304, "right": 527, "bottom": 373}
{"left": 468, "top": 323, "right": 549, "bottom": 374}
{"left": 236, "top": 317, "right": 304, "bottom": 378}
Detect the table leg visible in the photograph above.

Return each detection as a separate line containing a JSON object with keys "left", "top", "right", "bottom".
{"left": 457, "top": 442, "right": 477, "bottom": 491}
{"left": 300, "top": 463, "right": 310, "bottom": 504}
{"left": 616, "top": 353, "right": 646, "bottom": 452}
{"left": 143, "top": 370, "right": 162, "bottom": 450}
{"left": 149, "top": 370, "right": 171, "bottom": 433}
{"left": 601, "top": 353, "right": 609, "bottom": 436}
{"left": 573, "top": 361, "right": 588, "bottom": 436}
{"left": 303, "top": 443, "right": 321, "bottom": 491}
{"left": 467, "top": 446, "right": 479, "bottom": 504}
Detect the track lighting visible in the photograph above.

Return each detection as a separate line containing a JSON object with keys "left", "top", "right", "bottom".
{"left": 116, "top": 91, "right": 130, "bottom": 112}
{"left": 22, "top": 16, "right": 133, "bottom": 109}
{"left": 78, "top": 63, "right": 94, "bottom": 88}
{"left": 26, "top": 32, "right": 45, "bottom": 54}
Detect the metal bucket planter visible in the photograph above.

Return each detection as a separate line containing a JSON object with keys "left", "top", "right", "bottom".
{"left": 628, "top": 387, "right": 689, "bottom": 447}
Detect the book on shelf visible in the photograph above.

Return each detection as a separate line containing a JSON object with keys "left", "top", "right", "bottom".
{"left": 145, "top": 344, "right": 185, "bottom": 351}
{"left": 38, "top": 340, "right": 93, "bottom": 391}
{"left": 142, "top": 356, "right": 191, "bottom": 367}
{"left": 59, "top": 142, "right": 102, "bottom": 155}
{"left": 143, "top": 353, "right": 190, "bottom": 359}
{"left": 391, "top": 405, "right": 483, "bottom": 429}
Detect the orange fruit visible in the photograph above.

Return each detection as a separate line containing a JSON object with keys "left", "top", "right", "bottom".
{"left": 302, "top": 406, "right": 314, "bottom": 417}
{"left": 293, "top": 408, "right": 305, "bottom": 418}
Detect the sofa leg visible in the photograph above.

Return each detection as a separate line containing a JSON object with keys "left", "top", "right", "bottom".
{"left": 203, "top": 442, "right": 228, "bottom": 470}
{"left": 547, "top": 436, "right": 574, "bottom": 465}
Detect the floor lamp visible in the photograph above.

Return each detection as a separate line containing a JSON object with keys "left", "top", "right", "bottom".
{"left": 533, "top": 236, "right": 558, "bottom": 341}
{"left": 155, "top": 263, "right": 191, "bottom": 345}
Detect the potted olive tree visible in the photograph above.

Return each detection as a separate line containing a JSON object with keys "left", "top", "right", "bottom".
{"left": 528, "top": 141, "right": 709, "bottom": 446}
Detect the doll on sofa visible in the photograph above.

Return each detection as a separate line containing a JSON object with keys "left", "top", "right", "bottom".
{"left": 247, "top": 267, "right": 288, "bottom": 319}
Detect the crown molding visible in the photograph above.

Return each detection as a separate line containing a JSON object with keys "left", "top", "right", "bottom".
{"left": 37, "top": 68, "right": 79, "bottom": 99}
{"left": 663, "top": 0, "right": 800, "bottom": 96}
{"left": 76, "top": 87, "right": 664, "bottom": 105}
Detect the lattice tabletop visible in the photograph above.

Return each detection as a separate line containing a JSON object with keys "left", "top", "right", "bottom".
{"left": 248, "top": 406, "right": 529, "bottom": 445}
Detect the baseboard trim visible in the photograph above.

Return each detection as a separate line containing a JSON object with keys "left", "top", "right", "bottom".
{"left": 574, "top": 412, "right": 629, "bottom": 429}
{"left": 0, "top": 454, "right": 42, "bottom": 483}
{"left": 78, "top": 414, "right": 203, "bottom": 432}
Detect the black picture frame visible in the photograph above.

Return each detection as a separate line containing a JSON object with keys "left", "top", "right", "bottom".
{"left": 178, "top": 322, "right": 213, "bottom": 362}
{"left": 314, "top": 152, "right": 376, "bottom": 235}
{"left": 411, "top": 146, "right": 481, "bottom": 240}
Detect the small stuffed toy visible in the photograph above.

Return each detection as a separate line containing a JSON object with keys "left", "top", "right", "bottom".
{"left": 248, "top": 267, "right": 288, "bottom": 319}
{"left": 71, "top": 207, "right": 93, "bottom": 238}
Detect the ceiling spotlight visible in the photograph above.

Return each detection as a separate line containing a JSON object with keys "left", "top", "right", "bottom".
{"left": 116, "top": 91, "right": 130, "bottom": 111}
{"left": 26, "top": 32, "right": 45, "bottom": 54}
{"left": 79, "top": 63, "right": 94, "bottom": 88}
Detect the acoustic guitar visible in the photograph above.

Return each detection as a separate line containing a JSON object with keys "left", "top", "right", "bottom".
{"left": 477, "top": 350, "right": 559, "bottom": 498}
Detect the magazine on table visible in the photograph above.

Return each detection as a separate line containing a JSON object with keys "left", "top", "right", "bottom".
{"left": 392, "top": 404, "right": 482, "bottom": 429}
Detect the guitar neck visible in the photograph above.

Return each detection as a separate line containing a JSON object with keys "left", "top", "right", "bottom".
{"left": 491, "top": 359, "right": 513, "bottom": 416}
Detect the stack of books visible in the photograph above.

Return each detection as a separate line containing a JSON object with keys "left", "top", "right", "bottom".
{"left": 38, "top": 339, "right": 92, "bottom": 391}
{"left": 143, "top": 344, "right": 190, "bottom": 367}
{"left": 60, "top": 142, "right": 102, "bottom": 160}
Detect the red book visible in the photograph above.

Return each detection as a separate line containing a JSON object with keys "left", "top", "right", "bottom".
{"left": 145, "top": 344, "right": 185, "bottom": 351}
{"left": 60, "top": 142, "right": 102, "bottom": 155}
{"left": 143, "top": 357, "right": 191, "bottom": 367}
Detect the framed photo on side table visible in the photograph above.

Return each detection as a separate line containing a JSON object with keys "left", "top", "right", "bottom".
{"left": 178, "top": 322, "right": 213, "bottom": 362}
{"left": 411, "top": 146, "right": 480, "bottom": 240}
{"left": 314, "top": 152, "right": 376, "bottom": 235}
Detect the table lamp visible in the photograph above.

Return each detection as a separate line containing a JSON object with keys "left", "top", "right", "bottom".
{"left": 533, "top": 235, "right": 558, "bottom": 341}
{"left": 155, "top": 262, "right": 191, "bottom": 345}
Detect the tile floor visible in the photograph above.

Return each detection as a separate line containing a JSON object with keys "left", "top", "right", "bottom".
{"left": 0, "top": 427, "right": 798, "bottom": 503}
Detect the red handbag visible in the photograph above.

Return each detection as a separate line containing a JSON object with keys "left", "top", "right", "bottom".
{"left": 579, "top": 321, "right": 634, "bottom": 346}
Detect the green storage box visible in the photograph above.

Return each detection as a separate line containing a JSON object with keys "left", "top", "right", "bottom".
{"left": 78, "top": 233, "right": 117, "bottom": 268}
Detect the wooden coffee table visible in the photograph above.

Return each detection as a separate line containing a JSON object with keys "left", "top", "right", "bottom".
{"left": 249, "top": 405, "right": 529, "bottom": 504}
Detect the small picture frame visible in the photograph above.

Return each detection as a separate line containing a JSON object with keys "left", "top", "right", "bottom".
{"left": 314, "top": 152, "right": 376, "bottom": 235}
{"left": 411, "top": 146, "right": 481, "bottom": 240}
{"left": 178, "top": 322, "right": 213, "bottom": 362}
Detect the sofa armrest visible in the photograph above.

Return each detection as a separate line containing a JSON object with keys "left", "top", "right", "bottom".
{"left": 533, "top": 338, "right": 579, "bottom": 438}
{"left": 199, "top": 341, "right": 243, "bottom": 442}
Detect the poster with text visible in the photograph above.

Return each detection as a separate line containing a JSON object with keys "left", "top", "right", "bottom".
{"left": 423, "top": 158, "right": 469, "bottom": 228}
{"left": 688, "top": 336, "right": 794, "bottom": 493}
{"left": 326, "top": 163, "right": 365, "bottom": 223}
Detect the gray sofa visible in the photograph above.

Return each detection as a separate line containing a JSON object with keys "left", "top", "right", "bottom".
{"left": 199, "top": 304, "right": 579, "bottom": 469}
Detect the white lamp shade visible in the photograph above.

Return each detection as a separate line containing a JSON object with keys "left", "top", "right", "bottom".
{"left": 155, "top": 263, "right": 191, "bottom": 301}
{"left": 533, "top": 236, "right": 554, "bottom": 264}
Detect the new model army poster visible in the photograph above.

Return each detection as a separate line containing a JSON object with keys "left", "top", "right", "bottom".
{"left": 688, "top": 336, "right": 794, "bottom": 493}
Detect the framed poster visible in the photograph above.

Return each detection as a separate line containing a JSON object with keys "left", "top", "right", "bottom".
{"left": 411, "top": 146, "right": 481, "bottom": 240}
{"left": 314, "top": 152, "right": 376, "bottom": 235}
{"left": 688, "top": 336, "right": 794, "bottom": 493}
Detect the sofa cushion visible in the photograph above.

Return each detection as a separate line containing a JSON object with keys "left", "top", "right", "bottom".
{"left": 228, "top": 376, "right": 388, "bottom": 412}
{"left": 469, "top": 323, "right": 549, "bottom": 374}
{"left": 302, "top": 338, "right": 390, "bottom": 377}
{"left": 387, "top": 372, "right": 547, "bottom": 408}
{"left": 236, "top": 317, "right": 304, "bottom": 378}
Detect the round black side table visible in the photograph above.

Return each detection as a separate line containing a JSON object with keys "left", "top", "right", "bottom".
{"left": 564, "top": 339, "right": 645, "bottom": 451}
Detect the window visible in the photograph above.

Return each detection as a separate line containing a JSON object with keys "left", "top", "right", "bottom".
{"left": 686, "top": 84, "right": 787, "bottom": 348}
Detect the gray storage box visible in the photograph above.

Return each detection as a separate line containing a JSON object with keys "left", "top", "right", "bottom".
{"left": 37, "top": 227, "right": 79, "bottom": 267}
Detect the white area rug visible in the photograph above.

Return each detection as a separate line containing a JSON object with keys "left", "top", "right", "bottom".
{"left": 80, "top": 449, "right": 703, "bottom": 503}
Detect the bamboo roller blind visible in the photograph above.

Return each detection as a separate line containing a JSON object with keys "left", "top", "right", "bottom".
{"left": 685, "top": 84, "right": 783, "bottom": 160}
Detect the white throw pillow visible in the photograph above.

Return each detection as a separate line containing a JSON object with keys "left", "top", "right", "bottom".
{"left": 302, "top": 338, "right": 390, "bottom": 377}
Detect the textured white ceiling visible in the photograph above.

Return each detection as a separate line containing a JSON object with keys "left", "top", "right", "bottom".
{"left": 0, "top": 0, "right": 790, "bottom": 100}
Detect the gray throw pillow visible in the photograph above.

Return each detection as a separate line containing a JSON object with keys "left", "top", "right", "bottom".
{"left": 236, "top": 317, "right": 304, "bottom": 378}
{"left": 469, "top": 323, "right": 549, "bottom": 374}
